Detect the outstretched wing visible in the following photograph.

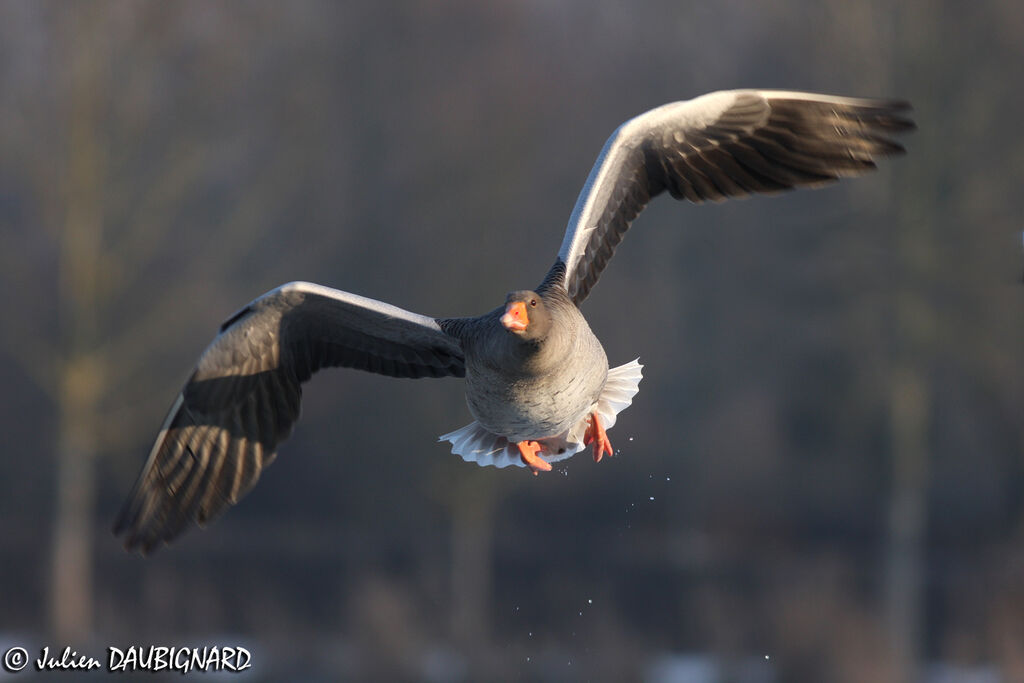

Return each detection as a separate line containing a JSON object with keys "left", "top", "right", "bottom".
{"left": 555, "top": 90, "right": 914, "bottom": 303}
{"left": 113, "top": 281, "right": 464, "bottom": 553}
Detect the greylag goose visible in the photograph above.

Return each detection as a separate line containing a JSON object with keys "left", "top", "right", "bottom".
{"left": 114, "top": 90, "right": 913, "bottom": 553}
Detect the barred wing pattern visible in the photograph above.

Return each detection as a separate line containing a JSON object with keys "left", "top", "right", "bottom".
{"left": 114, "top": 281, "right": 464, "bottom": 553}
{"left": 556, "top": 90, "right": 914, "bottom": 304}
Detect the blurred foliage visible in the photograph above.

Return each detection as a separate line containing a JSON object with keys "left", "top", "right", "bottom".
{"left": 0, "top": 0, "right": 1021, "bottom": 680}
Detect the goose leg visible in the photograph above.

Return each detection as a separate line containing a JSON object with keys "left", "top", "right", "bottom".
{"left": 584, "top": 413, "right": 613, "bottom": 463}
{"left": 516, "top": 440, "right": 551, "bottom": 475}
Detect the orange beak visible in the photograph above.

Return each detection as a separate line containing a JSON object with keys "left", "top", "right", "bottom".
{"left": 501, "top": 301, "right": 529, "bottom": 332}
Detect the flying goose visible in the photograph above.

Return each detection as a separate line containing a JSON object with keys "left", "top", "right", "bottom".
{"left": 114, "top": 89, "right": 913, "bottom": 553}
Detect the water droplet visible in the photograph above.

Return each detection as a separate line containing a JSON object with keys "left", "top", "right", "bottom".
{"left": 765, "top": 655, "right": 770, "bottom": 661}
{"left": 628, "top": 436, "right": 634, "bottom": 442}
{"left": 666, "top": 476, "right": 671, "bottom": 481}
{"left": 587, "top": 599, "right": 592, "bottom": 604}
{"left": 649, "top": 496, "right": 655, "bottom": 501}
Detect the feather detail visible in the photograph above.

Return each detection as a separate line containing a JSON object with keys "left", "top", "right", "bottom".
{"left": 440, "top": 359, "right": 643, "bottom": 468}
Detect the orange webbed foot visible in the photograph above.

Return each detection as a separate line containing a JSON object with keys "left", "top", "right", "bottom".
{"left": 584, "top": 413, "right": 613, "bottom": 463}
{"left": 516, "top": 440, "right": 552, "bottom": 475}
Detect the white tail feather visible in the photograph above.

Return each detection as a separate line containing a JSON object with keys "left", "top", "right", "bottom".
{"left": 439, "top": 359, "right": 643, "bottom": 468}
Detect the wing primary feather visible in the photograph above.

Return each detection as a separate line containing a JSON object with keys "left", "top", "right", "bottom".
{"left": 196, "top": 428, "right": 232, "bottom": 524}
{"left": 698, "top": 147, "right": 768, "bottom": 194}
{"left": 115, "top": 281, "right": 464, "bottom": 553}
{"left": 554, "top": 90, "right": 913, "bottom": 305}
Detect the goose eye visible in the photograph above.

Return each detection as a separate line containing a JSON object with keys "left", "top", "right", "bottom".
{"left": 529, "top": 298, "right": 537, "bottom": 307}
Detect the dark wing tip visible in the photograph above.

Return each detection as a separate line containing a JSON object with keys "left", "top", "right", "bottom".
{"left": 855, "top": 99, "right": 916, "bottom": 135}
{"left": 114, "top": 283, "right": 468, "bottom": 554}
{"left": 558, "top": 89, "right": 916, "bottom": 306}
{"left": 113, "top": 374, "right": 292, "bottom": 554}
{"left": 857, "top": 97, "right": 912, "bottom": 113}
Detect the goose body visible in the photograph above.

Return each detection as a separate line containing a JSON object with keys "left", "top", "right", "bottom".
{"left": 454, "top": 283, "right": 608, "bottom": 442}
{"left": 115, "top": 89, "right": 913, "bottom": 553}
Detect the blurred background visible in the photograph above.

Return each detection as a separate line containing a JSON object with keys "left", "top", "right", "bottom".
{"left": 0, "top": 1, "right": 1022, "bottom": 681}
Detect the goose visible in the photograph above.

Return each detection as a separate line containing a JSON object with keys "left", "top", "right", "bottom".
{"left": 114, "top": 89, "right": 913, "bottom": 553}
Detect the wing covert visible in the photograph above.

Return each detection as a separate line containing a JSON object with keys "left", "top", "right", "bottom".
{"left": 555, "top": 89, "right": 914, "bottom": 303}
{"left": 113, "top": 281, "right": 464, "bottom": 553}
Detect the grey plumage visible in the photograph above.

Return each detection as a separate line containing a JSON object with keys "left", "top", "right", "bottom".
{"left": 113, "top": 283, "right": 464, "bottom": 552}
{"left": 557, "top": 90, "right": 912, "bottom": 303}
{"left": 115, "top": 89, "right": 912, "bottom": 553}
